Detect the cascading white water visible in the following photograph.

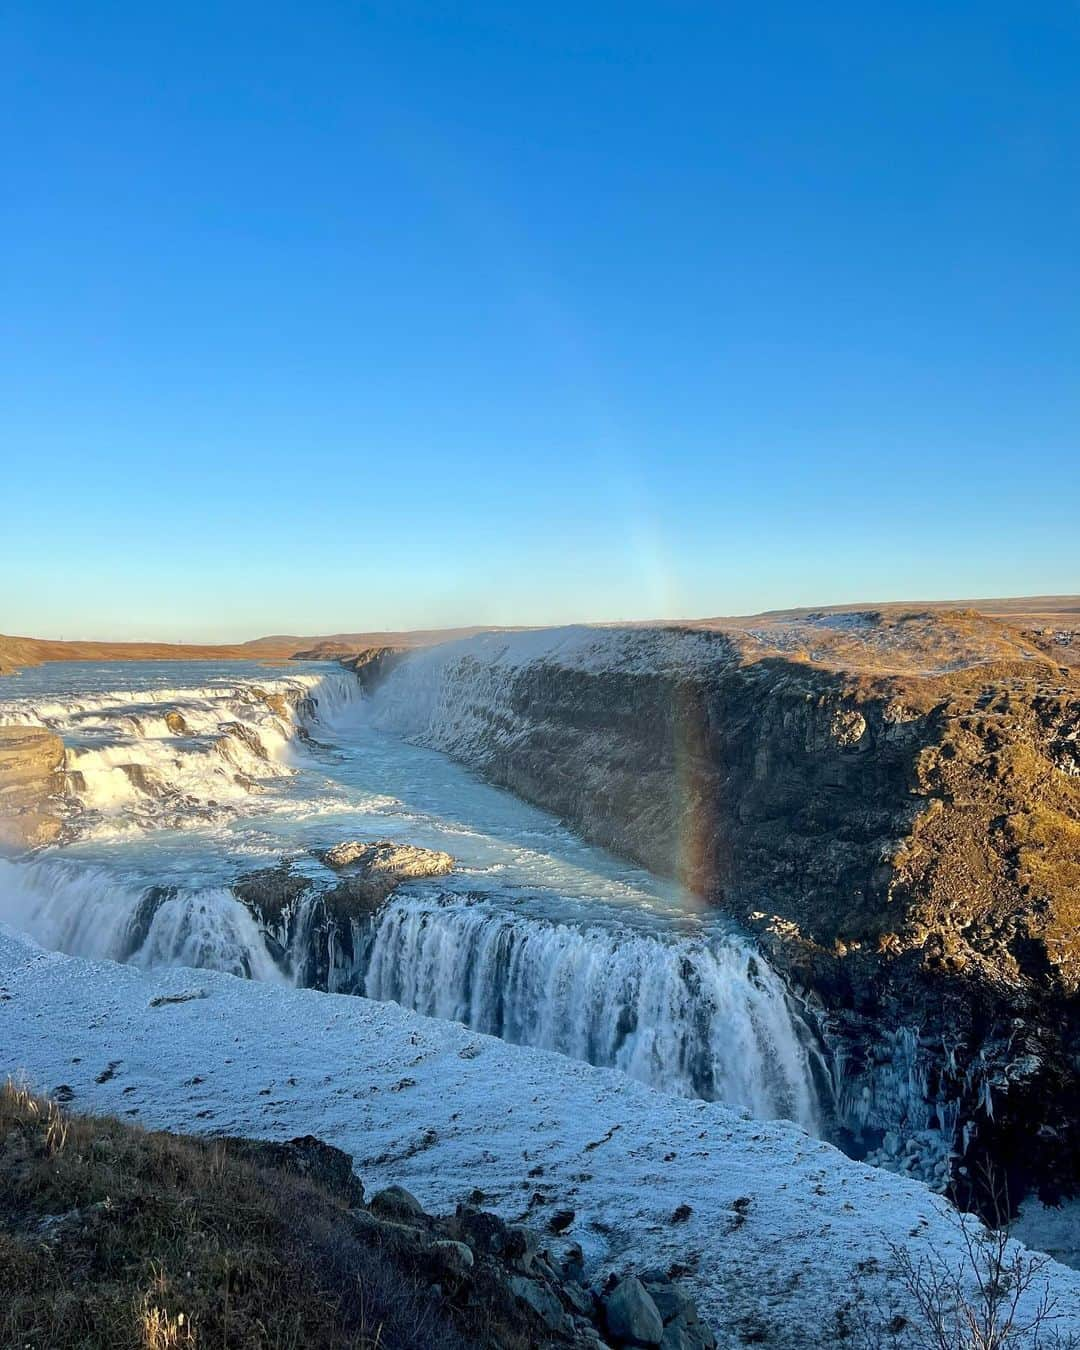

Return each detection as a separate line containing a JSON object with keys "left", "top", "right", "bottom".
{"left": 0, "top": 858, "right": 282, "bottom": 981}
{"left": 0, "top": 668, "right": 363, "bottom": 828}
{"left": 361, "top": 894, "right": 821, "bottom": 1130}
{"left": 0, "top": 654, "right": 827, "bottom": 1132}
{"left": 364, "top": 627, "right": 724, "bottom": 759}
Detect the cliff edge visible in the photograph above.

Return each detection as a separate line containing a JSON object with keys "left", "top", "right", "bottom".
{"left": 356, "top": 611, "right": 1080, "bottom": 1212}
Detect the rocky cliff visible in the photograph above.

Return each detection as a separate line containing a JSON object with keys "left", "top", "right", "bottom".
{"left": 0, "top": 727, "right": 64, "bottom": 853}
{"left": 357, "top": 613, "right": 1080, "bottom": 1213}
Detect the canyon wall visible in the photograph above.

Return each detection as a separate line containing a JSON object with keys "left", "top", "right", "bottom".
{"left": 360, "top": 615, "right": 1080, "bottom": 1210}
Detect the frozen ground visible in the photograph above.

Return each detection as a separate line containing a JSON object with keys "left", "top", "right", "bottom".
{"left": 3, "top": 925, "right": 1079, "bottom": 1349}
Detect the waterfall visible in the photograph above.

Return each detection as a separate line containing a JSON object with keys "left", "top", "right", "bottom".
{"left": 0, "top": 668, "right": 362, "bottom": 826}
{"left": 0, "top": 858, "right": 282, "bottom": 982}
{"left": 357, "top": 894, "right": 822, "bottom": 1130}
{"left": 363, "top": 627, "right": 724, "bottom": 759}
{"left": 0, "top": 654, "right": 827, "bottom": 1132}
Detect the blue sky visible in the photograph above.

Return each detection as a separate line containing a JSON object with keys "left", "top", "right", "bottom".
{"left": 3, "top": 2, "right": 1078, "bottom": 640}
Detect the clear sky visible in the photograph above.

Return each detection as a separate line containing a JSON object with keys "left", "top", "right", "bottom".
{"left": 3, "top": 2, "right": 1078, "bottom": 640}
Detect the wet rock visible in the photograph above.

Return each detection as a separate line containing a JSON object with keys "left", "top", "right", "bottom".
{"left": 164, "top": 710, "right": 189, "bottom": 734}
{"left": 119, "top": 762, "right": 164, "bottom": 796}
{"left": 232, "top": 862, "right": 313, "bottom": 929}
{"left": 604, "top": 1276, "right": 664, "bottom": 1346}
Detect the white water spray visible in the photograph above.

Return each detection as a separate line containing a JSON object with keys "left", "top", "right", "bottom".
{"left": 361, "top": 894, "right": 821, "bottom": 1129}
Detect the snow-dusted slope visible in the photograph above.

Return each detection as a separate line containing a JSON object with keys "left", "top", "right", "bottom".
{"left": 2, "top": 926, "right": 1078, "bottom": 1348}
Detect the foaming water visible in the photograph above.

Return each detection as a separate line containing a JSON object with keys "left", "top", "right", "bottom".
{"left": 0, "top": 661, "right": 363, "bottom": 831}
{"left": 0, "top": 657, "right": 826, "bottom": 1128}
{"left": 361, "top": 894, "right": 820, "bottom": 1128}
{"left": 0, "top": 857, "right": 281, "bottom": 981}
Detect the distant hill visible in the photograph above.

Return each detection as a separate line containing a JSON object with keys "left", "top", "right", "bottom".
{"left": 2, "top": 596, "right": 1077, "bottom": 676}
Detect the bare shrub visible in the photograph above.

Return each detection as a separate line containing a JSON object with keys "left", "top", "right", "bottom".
{"left": 887, "top": 1170, "right": 1079, "bottom": 1350}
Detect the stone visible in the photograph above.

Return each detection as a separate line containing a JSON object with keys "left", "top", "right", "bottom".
{"left": 642, "top": 1277, "right": 696, "bottom": 1325}
{"left": 507, "top": 1275, "right": 574, "bottom": 1337}
{"left": 561, "top": 1278, "right": 594, "bottom": 1316}
{"left": 232, "top": 863, "right": 313, "bottom": 928}
{"left": 604, "top": 1276, "right": 664, "bottom": 1346}
{"left": 506, "top": 1224, "right": 539, "bottom": 1271}
{"left": 369, "top": 1184, "right": 425, "bottom": 1221}
{"left": 660, "top": 1314, "right": 717, "bottom": 1350}
{"left": 320, "top": 838, "right": 453, "bottom": 877}
{"left": 223, "top": 1135, "right": 364, "bottom": 1206}
{"left": 431, "top": 1239, "right": 474, "bottom": 1276}
{"left": 316, "top": 840, "right": 455, "bottom": 914}
{"left": 561, "top": 1241, "right": 586, "bottom": 1282}
{"left": 456, "top": 1204, "right": 513, "bottom": 1256}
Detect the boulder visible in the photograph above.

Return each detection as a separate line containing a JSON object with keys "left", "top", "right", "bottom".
{"left": 660, "top": 1316, "right": 717, "bottom": 1350}
{"left": 222, "top": 1135, "right": 364, "bottom": 1206}
{"left": 430, "top": 1239, "right": 474, "bottom": 1276}
{"left": 455, "top": 1204, "right": 515, "bottom": 1256}
{"left": 604, "top": 1276, "right": 665, "bottom": 1346}
{"left": 316, "top": 840, "right": 454, "bottom": 914}
{"left": 641, "top": 1277, "right": 696, "bottom": 1326}
{"left": 507, "top": 1275, "right": 574, "bottom": 1338}
{"left": 369, "top": 1184, "right": 426, "bottom": 1221}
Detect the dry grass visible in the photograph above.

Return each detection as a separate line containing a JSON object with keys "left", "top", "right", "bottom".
{"left": 0, "top": 1081, "right": 529, "bottom": 1350}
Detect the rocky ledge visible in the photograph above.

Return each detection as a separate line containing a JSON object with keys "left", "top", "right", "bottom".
{"left": 232, "top": 839, "right": 454, "bottom": 985}
{"left": 348, "top": 612, "right": 1080, "bottom": 1214}
{"left": 0, "top": 726, "right": 64, "bottom": 853}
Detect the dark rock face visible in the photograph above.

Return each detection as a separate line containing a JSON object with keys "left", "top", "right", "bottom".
{"left": 342, "top": 646, "right": 409, "bottom": 690}
{"left": 357, "top": 615, "right": 1080, "bottom": 1211}
{"left": 223, "top": 1134, "right": 365, "bottom": 1206}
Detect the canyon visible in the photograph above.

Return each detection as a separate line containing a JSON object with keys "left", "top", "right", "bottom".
{"left": 344, "top": 609, "right": 1080, "bottom": 1212}
{"left": 1, "top": 600, "right": 1080, "bottom": 1343}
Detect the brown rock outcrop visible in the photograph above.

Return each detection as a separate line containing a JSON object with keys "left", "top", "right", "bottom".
{"left": 0, "top": 727, "right": 64, "bottom": 853}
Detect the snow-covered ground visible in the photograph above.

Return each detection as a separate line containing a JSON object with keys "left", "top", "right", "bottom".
{"left": 3, "top": 924, "right": 1079, "bottom": 1349}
